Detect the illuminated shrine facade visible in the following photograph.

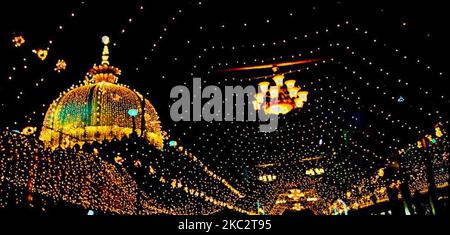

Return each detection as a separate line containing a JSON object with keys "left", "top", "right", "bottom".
{"left": 39, "top": 36, "right": 163, "bottom": 149}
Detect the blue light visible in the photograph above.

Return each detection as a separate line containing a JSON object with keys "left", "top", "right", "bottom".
{"left": 128, "top": 109, "right": 138, "bottom": 117}
{"left": 169, "top": 140, "right": 177, "bottom": 147}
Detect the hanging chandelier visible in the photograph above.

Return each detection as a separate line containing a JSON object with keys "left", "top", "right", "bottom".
{"left": 223, "top": 59, "right": 317, "bottom": 116}
{"left": 253, "top": 70, "right": 309, "bottom": 115}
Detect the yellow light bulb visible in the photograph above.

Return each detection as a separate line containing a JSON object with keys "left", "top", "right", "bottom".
{"left": 435, "top": 127, "right": 443, "bottom": 137}
{"left": 295, "top": 98, "right": 304, "bottom": 108}
{"left": 272, "top": 74, "right": 284, "bottom": 86}
{"left": 285, "top": 79, "right": 296, "bottom": 88}
{"left": 269, "top": 86, "right": 279, "bottom": 98}
{"left": 102, "top": 35, "right": 110, "bottom": 45}
{"left": 258, "top": 81, "right": 270, "bottom": 93}
{"left": 288, "top": 87, "right": 300, "bottom": 98}
{"left": 298, "top": 91, "right": 309, "bottom": 102}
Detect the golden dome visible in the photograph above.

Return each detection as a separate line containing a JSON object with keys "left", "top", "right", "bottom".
{"left": 39, "top": 36, "right": 163, "bottom": 149}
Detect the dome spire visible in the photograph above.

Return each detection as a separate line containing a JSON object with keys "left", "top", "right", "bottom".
{"left": 101, "top": 36, "right": 110, "bottom": 65}
{"left": 85, "top": 35, "right": 121, "bottom": 84}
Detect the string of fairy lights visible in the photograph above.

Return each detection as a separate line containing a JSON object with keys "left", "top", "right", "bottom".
{"left": 167, "top": 17, "right": 448, "bottom": 213}
{"left": 173, "top": 77, "right": 388, "bottom": 212}
{"left": 189, "top": 21, "right": 447, "bottom": 145}
{"left": 5, "top": 0, "right": 191, "bottom": 128}
{"left": 0, "top": 130, "right": 257, "bottom": 215}
{"left": 1, "top": 2, "right": 448, "bottom": 215}
{"left": 6, "top": 1, "right": 87, "bottom": 89}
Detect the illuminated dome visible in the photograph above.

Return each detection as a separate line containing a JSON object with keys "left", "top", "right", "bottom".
{"left": 40, "top": 36, "right": 163, "bottom": 149}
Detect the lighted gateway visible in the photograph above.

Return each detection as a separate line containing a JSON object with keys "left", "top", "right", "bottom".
{"left": 40, "top": 36, "right": 163, "bottom": 149}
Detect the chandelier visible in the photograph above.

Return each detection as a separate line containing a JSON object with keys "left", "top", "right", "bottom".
{"left": 253, "top": 69, "right": 309, "bottom": 115}
{"left": 223, "top": 59, "right": 317, "bottom": 116}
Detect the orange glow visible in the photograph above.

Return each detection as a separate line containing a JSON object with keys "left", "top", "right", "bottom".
{"left": 265, "top": 103, "right": 294, "bottom": 115}
{"left": 222, "top": 59, "right": 321, "bottom": 72}
{"left": 12, "top": 36, "right": 25, "bottom": 47}
{"left": 33, "top": 49, "right": 48, "bottom": 61}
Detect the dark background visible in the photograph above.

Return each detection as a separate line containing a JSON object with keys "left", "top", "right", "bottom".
{"left": 1, "top": 0, "right": 448, "bottom": 131}
{"left": 0, "top": 0, "right": 449, "bottom": 217}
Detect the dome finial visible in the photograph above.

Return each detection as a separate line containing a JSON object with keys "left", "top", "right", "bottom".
{"left": 86, "top": 36, "right": 121, "bottom": 84}
{"left": 101, "top": 36, "right": 110, "bottom": 65}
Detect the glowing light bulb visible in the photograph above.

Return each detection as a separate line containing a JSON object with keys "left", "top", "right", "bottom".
{"left": 298, "top": 91, "right": 309, "bottom": 102}
{"left": 295, "top": 98, "right": 304, "bottom": 108}
{"left": 272, "top": 74, "right": 284, "bottom": 86}
{"left": 258, "top": 81, "right": 270, "bottom": 93}
{"left": 269, "top": 86, "right": 279, "bottom": 98}
{"left": 252, "top": 100, "right": 261, "bottom": 110}
{"left": 102, "top": 36, "right": 110, "bottom": 45}
{"left": 285, "top": 80, "right": 296, "bottom": 88}
{"left": 288, "top": 87, "right": 300, "bottom": 98}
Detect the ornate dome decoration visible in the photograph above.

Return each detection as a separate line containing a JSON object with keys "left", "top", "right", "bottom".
{"left": 40, "top": 36, "right": 163, "bottom": 149}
